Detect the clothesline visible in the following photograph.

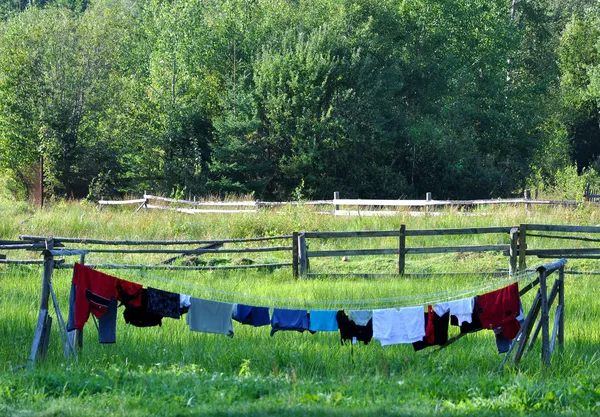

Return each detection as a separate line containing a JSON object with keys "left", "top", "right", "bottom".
{"left": 68, "top": 263, "right": 527, "bottom": 354}
{"left": 126, "top": 268, "right": 536, "bottom": 309}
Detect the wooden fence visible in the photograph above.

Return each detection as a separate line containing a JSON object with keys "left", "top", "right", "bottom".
{"left": 3, "top": 223, "right": 600, "bottom": 278}
{"left": 3, "top": 235, "right": 295, "bottom": 275}
{"left": 98, "top": 194, "right": 333, "bottom": 214}
{"left": 97, "top": 190, "right": 598, "bottom": 216}
{"left": 585, "top": 183, "right": 600, "bottom": 202}
{"left": 298, "top": 223, "right": 600, "bottom": 277}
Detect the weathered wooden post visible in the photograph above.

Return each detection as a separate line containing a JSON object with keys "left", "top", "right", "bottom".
{"left": 292, "top": 231, "right": 299, "bottom": 279}
{"left": 540, "top": 268, "right": 551, "bottom": 366}
{"left": 524, "top": 189, "right": 531, "bottom": 211}
{"left": 511, "top": 289, "right": 541, "bottom": 366}
{"left": 73, "top": 253, "right": 86, "bottom": 350}
{"left": 398, "top": 225, "right": 406, "bottom": 275}
{"left": 509, "top": 227, "right": 518, "bottom": 276}
{"left": 518, "top": 224, "right": 527, "bottom": 271}
{"left": 298, "top": 232, "right": 308, "bottom": 277}
{"left": 585, "top": 183, "right": 590, "bottom": 202}
{"left": 558, "top": 265, "right": 565, "bottom": 349}
{"left": 28, "top": 244, "right": 54, "bottom": 368}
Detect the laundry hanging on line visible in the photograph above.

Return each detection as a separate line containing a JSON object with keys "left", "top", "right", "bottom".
{"left": 66, "top": 263, "right": 523, "bottom": 352}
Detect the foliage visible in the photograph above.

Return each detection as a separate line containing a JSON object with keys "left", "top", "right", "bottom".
{"left": 0, "top": 0, "right": 597, "bottom": 200}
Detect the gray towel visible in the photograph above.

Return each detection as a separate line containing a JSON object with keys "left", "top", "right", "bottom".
{"left": 187, "top": 298, "right": 234, "bottom": 337}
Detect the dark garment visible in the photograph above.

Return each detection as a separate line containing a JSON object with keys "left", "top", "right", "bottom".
{"left": 413, "top": 311, "right": 450, "bottom": 351}
{"left": 233, "top": 304, "right": 271, "bottom": 327}
{"left": 336, "top": 310, "right": 373, "bottom": 345}
{"left": 123, "top": 289, "right": 163, "bottom": 327}
{"left": 451, "top": 305, "right": 483, "bottom": 334}
{"left": 476, "top": 283, "right": 521, "bottom": 339}
{"left": 270, "top": 308, "right": 309, "bottom": 336}
{"left": 98, "top": 298, "right": 118, "bottom": 343}
{"left": 147, "top": 287, "right": 181, "bottom": 319}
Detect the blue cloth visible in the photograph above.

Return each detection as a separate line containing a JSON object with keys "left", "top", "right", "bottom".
{"left": 233, "top": 304, "right": 270, "bottom": 327}
{"left": 270, "top": 308, "right": 309, "bottom": 336}
{"left": 309, "top": 310, "right": 339, "bottom": 332}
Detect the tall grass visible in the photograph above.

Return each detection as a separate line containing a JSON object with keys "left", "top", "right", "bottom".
{"left": 0, "top": 201, "right": 599, "bottom": 416}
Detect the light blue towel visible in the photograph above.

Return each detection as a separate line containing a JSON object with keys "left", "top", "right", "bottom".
{"left": 309, "top": 310, "right": 339, "bottom": 332}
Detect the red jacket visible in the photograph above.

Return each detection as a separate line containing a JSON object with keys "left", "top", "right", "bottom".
{"left": 72, "top": 263, "right": 142, "bottom": 330}
{"left": 476, "top": 282, "right": 521, "bottom": 339}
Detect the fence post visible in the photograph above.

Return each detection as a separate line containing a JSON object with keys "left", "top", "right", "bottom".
{"left": 298, "top": 232, "right": 308, "bottom": 277}
{"left": 333, "top": 191, "right": 339, "bottom": 214}
{"left": 425, "top": 192, "right": 432, "bottom": 213}
{"left": 72, "top": 254, "right": 86, "bottom": 350}
{"left": 292, "top": 232, "right": 299, "bottom": 279}
{"left": 518, "top": 224, "right": 527, "bottom": 271}
{"left": 558, "top": 265, "right": 565, "bottom": 349}
{"left": 540, "top": 269, "right": 551, "bottom": 366}
{"left": 509, "top": 227, "right": 518, "bottom": 276}
{"left": 28, "top": 248, "right": 54, "bottom": 368}
{"left": 524, "top": 189, "right": 531, "bottom": 211}
{"left": 585, "top": 183, "right": 590, "bottom": 202}
{"left": 399, "top": 225, "right": 406, "bottom": 275}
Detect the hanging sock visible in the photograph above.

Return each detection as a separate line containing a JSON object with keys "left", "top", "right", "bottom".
{"left": 425, "top": 305, "right": 435, "bottom": 345}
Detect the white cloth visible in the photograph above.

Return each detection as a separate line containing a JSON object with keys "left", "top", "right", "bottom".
{"left": 180, "top": 294, "right": 191, "bottom": 309}
{"left": 348, "top": 310, "right": 373, "bottom": 326}
{"left": 373, "top": 306, "right": 425, "bottom": 346}
{"left": 433, "top": 297, "right": 475, "bottom": 326}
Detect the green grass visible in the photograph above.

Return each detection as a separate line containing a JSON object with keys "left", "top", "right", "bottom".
{"left": 1, "top": 201, "right": 600, "bottom": 416}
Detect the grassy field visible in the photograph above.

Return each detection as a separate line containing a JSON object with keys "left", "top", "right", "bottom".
{"left": 0, "top": 200, "right": 599, "bottom": 416}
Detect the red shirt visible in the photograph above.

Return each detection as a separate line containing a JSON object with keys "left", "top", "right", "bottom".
{"left": 476, "top": 282, "right": 520, "bottom": 339}
{"left": 72, "top": 263, "right": 142, "bottom": 330}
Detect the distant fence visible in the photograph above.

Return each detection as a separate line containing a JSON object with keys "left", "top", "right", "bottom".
{"left": 3, "top": 223, "right": 600, "bottom": 278}
{"left": 98, "top": 194, "right": 333, "bottom": 214}
{"left": 97, "top": 190, "right": 593, "bottom": 216}
{"left": 585, "top": 183, "right": 600, "bottom": 202}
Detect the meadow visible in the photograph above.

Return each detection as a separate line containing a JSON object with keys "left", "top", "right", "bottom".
{"left": 0, "top": 200, "right": 599, "bottom": 416}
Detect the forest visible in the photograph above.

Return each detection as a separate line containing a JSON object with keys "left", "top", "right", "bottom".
{"left": 0, "top": 0, "right": 599, "bottom": 201}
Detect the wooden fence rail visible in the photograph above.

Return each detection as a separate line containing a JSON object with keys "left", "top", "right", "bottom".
{"left": 5, "top": 223, "right": 600, "bottom": 278}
